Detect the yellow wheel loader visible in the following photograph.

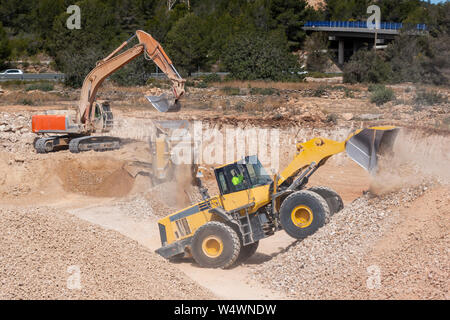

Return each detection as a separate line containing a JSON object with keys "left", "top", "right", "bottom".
{"left": 155, "top": 126, "right": 399, "bottom": 268}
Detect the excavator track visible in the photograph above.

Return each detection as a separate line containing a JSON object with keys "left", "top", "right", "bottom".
{"left": 34, "top": 136, "right": 70, "bottom": 153}
{"left": 69, "top": 136, "right": 121, "bottom": 153}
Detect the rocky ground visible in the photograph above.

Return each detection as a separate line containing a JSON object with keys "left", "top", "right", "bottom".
{"left": 0, "top": 206, "right": 213, "bottom": 299}
{"left": 250, "top": 184, "right": 449, "bottom": 299}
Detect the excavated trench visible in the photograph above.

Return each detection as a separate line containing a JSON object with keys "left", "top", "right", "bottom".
{"left": 56, "top": 157, "right": 135, "bottom": 198}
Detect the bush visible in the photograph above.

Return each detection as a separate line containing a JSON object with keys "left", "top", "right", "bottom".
{"left": 370, "top": 85, "right": 395, "bottom": 106}
{"left": 25, "top": 82, "right": 54, "bottom": 92}
{"left": 326, "top": 113, "right": 338, "bottom": 124}
{"left": 221, "top": 87, "right": 241, "bottom": 95}
{"left": 223, "top": 30, "right": 303, "bottom": 81}
{"left": 202, "top": 73, "right": 221, "bottom": 84}
{"left": 313, "top": 85, "right": 327, "bottom": 97}
{"left": 20, "top": 98, "right": 34, "bottom": 105}
{"left": 305, "top": 32, "right": 330, "bottom": 72}
{"left": 414, "top": 89, "right": 447, "bottom": 106}
{"left": 249, "top": 87, "right": 279, "bottom": 95}
{"left": 343, "top": 49, "right": 392, "bottom": 84}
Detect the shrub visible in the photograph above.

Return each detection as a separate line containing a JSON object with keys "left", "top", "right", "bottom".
{"left": 25, "top": 82, "right": 54, "bottom": 92}
{"left": 343, "top": 49, "right": 392, "bottom": 84}
{"left": 313, "top": 85, "right": 327, "bottom": 97}
{"left": 20, "top": 98, "right": 35, "bottom": 105}
{"left": 414, "top": 89, "right": 447, "bottom": 106}
{"left": 370, "top": 85, "right": 395, "bottom": 105}
{"left": 221, "top": 87, "right": 241, "bottom": 95}
{"left": 326, "top": 113, "right": 338, "bottom": 124}
{"left": 202, "top": 73, "right": 221, "bottom": 84}
{"left": 249, "top": 87, "right": 279, "bottom": 95}
{"left": 305, "top": 32, "right": 330, "bottom": 72}
{"left": 223, "top": 30, "right": 303, "bottom": 81}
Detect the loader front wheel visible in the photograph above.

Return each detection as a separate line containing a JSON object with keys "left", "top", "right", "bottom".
{"left": 191, "top": 221, "right": 241, "bottom": 269}
{"left": 280, "top": 190, "right": 329, "bottom": 240}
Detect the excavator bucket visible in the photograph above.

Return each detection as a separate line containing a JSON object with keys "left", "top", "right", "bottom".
{"left": 345, "top": 127, "right": 399, "bottom": 173}
{"left": 146, "top": 93, "right": 181, "bottom": 112}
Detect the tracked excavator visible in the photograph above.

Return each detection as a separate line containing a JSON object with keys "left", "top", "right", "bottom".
{"left": 155, "top": 126, "right": 399, "bottom": 268}
{"left": 32, "top": 30, "right": 185, "bottom": 154}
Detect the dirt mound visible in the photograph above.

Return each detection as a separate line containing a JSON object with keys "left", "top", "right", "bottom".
{"left": 251, "top": 185, "right": 429, "bottom": 298}
{"left": 0, "top": 206, "right": 213, "bottom": 299}
{"left": 56, "top": 157, "right": 134, "bottom": 198}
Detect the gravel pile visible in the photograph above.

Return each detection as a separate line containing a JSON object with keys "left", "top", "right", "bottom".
{"left": 250, "top": 184, "right": 430, "bottom": 299}
{"left": 0, "top": 206, "right": 213, "bottom": 299}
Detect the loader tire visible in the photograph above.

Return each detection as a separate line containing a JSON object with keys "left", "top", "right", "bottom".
{"left": 191, "top": 221, "right": 241, "bottom": 269}
{"left": 308, "top": 186, "right": 343, "bottom": 219}
{"left": 280, "top": 190, "right": 329, "bottom": 240}
{"left": 237, "top": 241, "right": 259, "bottom": 264}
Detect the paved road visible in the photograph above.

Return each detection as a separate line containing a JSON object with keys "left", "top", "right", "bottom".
{"left": 0, "top": 73, "right": 65, "bottom": 81}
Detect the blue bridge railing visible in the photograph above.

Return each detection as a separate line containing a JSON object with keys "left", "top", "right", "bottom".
{"left": 304, "top": 21, "right": 427, "bottom": 31}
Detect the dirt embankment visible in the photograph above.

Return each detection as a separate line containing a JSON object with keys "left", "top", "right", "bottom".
{"left": 0, "top": 206, "right": 213, "bottom": 300}
{"left": 251, "top": 184, "right": 449, "bottom": 299}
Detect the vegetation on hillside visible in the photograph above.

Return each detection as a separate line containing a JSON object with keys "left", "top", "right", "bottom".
{"left": 0, "top": 0, "right": 448, "bottom": 86}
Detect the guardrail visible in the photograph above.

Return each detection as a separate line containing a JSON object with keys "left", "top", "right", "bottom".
{"left": 0, "top": 73, "right": 65, "bottom": 82}
{"left": 148, "top": 72, "right": 230, "bottom": 79}
{"left": 304, "top": 21, "right": 427, "bottom": 31}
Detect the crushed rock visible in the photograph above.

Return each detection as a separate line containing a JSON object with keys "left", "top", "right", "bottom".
{"left": 250, "top": 184, "right": 432, "bottom": 299}
{"left": 0, "top": 206, "right": 213, "bottom": 299}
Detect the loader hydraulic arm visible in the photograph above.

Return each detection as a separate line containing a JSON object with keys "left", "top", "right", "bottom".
{"left": 277, "top": 138, "right": 345, "bottom": 187}
{"left": 276, "top": 126, "right": 399, "bottom": 188}
{"left": 78, "top": 30, "right": 185, "bottom": 129}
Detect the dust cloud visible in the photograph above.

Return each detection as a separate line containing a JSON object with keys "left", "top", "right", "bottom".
{"left": 370, "top": 129, "right": 450, "bottom": 195}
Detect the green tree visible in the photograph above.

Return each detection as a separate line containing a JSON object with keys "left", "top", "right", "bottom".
{"left": 269, "top": 0, "right": 311, "bottom": 50}
{"left": 223, "top": 29, "right": 301, "bottom": 81}
{"left": 324, "top": 0, "right": 370, "bottom": 21}
{"left": 343, "top": 49, "right": 392, "bottom": 83}
{"left": 50, "top": 0, "right": 122, "bottom": 87}
{"left": 166, "top": 13, "right": 208, "bottom": 75}
{"left": 385, "top": 32, "right": 448, "bottom": 85}
{"left": 0, "top": 23, "right": 11, "bottom": 68}
{"left": 304, "top": 32, "right": 330, "bottom": 72}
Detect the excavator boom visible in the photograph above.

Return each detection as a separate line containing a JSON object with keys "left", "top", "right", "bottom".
{"left": 78, "top": 30, "right": 185, "bottom": 126}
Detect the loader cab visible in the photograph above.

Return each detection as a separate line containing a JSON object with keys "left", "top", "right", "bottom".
{"left": 214, "top": 155, "right": 272, "bottom": 196}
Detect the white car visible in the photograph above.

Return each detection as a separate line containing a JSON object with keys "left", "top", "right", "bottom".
{"left": 0, "top": 69, "right": 24, "bottom": 79}
{"left": 0, "top": 69, "right": 24, "bottom": 75}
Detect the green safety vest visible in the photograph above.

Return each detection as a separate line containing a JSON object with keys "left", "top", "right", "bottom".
{"left": 232, "top": 174, "right": 243, "bottom": 186}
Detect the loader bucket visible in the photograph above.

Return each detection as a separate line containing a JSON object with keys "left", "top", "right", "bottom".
{"left": 146, "top": 93, "right": 181, "bottom": 112}
{"left": 345, "top": 127, "right": 399, "bottom": 173}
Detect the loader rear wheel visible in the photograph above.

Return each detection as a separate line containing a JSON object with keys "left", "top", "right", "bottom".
{"left": 280, "top": 190, "right": 329, "bottom": 240}
{"left": 237, "top": 241, "right": 259, "bottom": 264}
{"left": 308, "top": 186, "right": 343, "bottom": 219}
{"left": 191, "top": 221, "right": 240, "bottom": 269}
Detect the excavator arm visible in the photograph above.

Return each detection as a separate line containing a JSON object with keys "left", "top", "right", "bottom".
{"left": 78, "top": 30, "right": 185, "bottom": 130}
